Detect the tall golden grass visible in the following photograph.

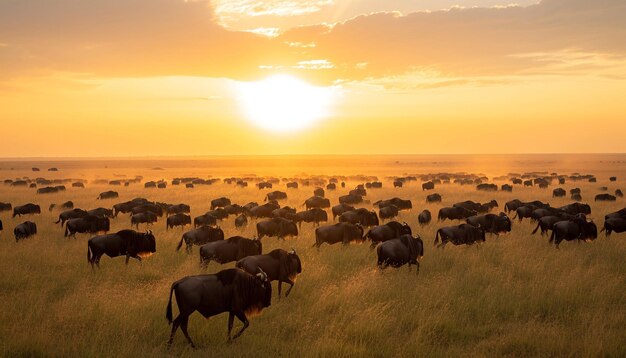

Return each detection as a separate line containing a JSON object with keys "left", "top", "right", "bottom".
{"left": 0, "top": 160, "right": 624, "bottom": 357}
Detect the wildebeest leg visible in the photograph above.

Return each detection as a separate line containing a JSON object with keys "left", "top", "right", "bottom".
{"left": 278, "top": 281, "right": 282, "bottom": 298}
{"left": 227, "top": 312, "right": 235, "bottom": 342}
{"left": 167, "top": 315, "right": 181, "bottom": 347}
{"left": 284, "top": 279, "right": 295, "bottom": 297}
{"left": 125, "top": 255, "right": 130, "bottom": 265}
{"left": 231, "top": 311, "right": 249, "bottom": 340}
{"left": 179, "top": 316, "right": 195, "bottom": 348}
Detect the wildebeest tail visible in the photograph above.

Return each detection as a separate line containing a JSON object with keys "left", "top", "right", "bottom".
{"left": 176, "top": 235, "right": 185, "bottom": 251}
{"left": 64, "top": 224, "right": 69, "bottom": 237}
{"left": 166, "top": 283, "right": 176, "bottom": 324}
{"left": 87, "top": 243, "right": 91, "bottom": 264}
{"left": 434, "top": 229, "right": 441, "bottom": 245}
{"left": 54, "top": 217, "right": 61, "bottom": 224}
{"left": 512, "top": 212, "right": 518, "bottom": 220}
{"left": 531, "top": 222, "right": 541, "bottom": 235}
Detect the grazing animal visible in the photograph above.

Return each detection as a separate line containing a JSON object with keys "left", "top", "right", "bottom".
{"left": 418, "top": 210, "right": 432, "bottom": 225}
{"left": 14, "top": 221, "right": 37, "bottom": 241}
{"left": 131, "top": 204, "right": 164, "bottom": 217}
{"left": 167, "top": 204, "right": 191, "bottom": 215}
{"left": 426, "top": 193, "right": 442, "bottom": 203}
{"left": 293, "top": 208, "right": 328, "bottom": 227}
{"left": 374, "top": 198, "right": 412, "bottom": 211}
{"left": 422, "top": 182, "right": 435, "bottom": 190}
{"left": 558, "top": 202, "right": 591, "bottom": 215}
{"left": 532, "top": 215, "right": 572, "bottom": 236}
{"left": 235, "top": 214, "right": 248, "bottom": 228}
{"left": 97, "top": 191, "right": 119, "bottom": 200}
{"left": 37, "top": 186, "right": 59, "bottom": 194}
{"left": 379, "top": 205, "right": 399, "bottom": 220}
{"left": 0, "top": 202, "right": 12, "bottom": 212}
{"left": 49, "top": 201, "right": 74, "bottom": 211}
{"left": 65, "top": 215, "right": 110, "bottom": 238}
{"left": 466, "top": 213, "right": 511, "bottom": 235}
{"left": 595, "top": 194, "right": 616, "bottom": 201}
{"left": 194, "top": 214, "right": 217, "bottom": 228}
{"left": 177, "top": 226, "right": 225, "bottom": 253}
{"left": 438, "top": 206, "right": 476, "bottom": 221}
{"left": 553, "top": 188, "right": 566, "bottom": 197}
{"left": 12, "top": 203, "right": 41, "bottom": 218}
{"left": 265, "top": 191, "right": 288, "bottom": 201}
{"left": 501, "top": 184, "right": 513, "bottom": 192}
{"left": 72, "top": 182, "right": 85, "bottom": 188}
{"left": 87, "top": 230, "right": 156, "bottom": 268}
{"left": 256, "top": 217, "right": 298, "bottom": 240}
{"left": 112, "top": 198, "right": 151, "bottom": 217}
{"left": 365, "top": 221, "right": 412, "bottom": 247}
{"left": 601, "top": 218, "right": 626, "bottom": 237}
{"left": 167, "top": 213, "right": 192, "bottom": 230}
{"left": 314, "top": 222, "right": 364, "bottom": 247}
{"left": 237, "top": 249, "right": 302, "bottom": 298}
{"left": 165, "top": 268, "right": 272, "bottom": 347}
{"left": 200, "top": 236, "right": 262, "bottom": 266}
{"left": 331, "top": 203, "right": 355, "bottom": 220}
{"left": 571, "top": 193, "right": 583, "bottom": 201}
{"left": 512, "top": 205, "right": 537, "bottom": 222}
{"left": 248, "top": 202, "right": 280, "bottom": 219}
{"left": 476, "top": 183, "right": 497, "bottom": 191}
{"left": 131, "top": 212, "right": 158, "bottom": 229}
{"left": 434, "top": 224, "right": 486, "bottom": 248}
{"left": 88, "top": 207, "right": 114, "bottom": 218}
{"left": 339, "top": 194, "right": 363, "bottom": 205}
{"left": 616, "top": 189, "right": 623, "bottom": 198}
{"left": 549, "top": 219, "right": 597, "bottom": 248}
{"left": 377, "top": 234, "right": 424, "bottom": 271}
{"left": 303, "top": 196, "right": 331, "bottom": 210}
{"left": 286, "top": 182, "right": 298, "bottom": 189}
{"left": 272, "top": 206, "right": 296, "bottom": 219}
{"left": 393, "top": 181, "right": 403, "bottom": 188}
{"left": 339, "top": 208, "right": 379, "bottom": 227}
{"left": 313, "top": 188, "right": 325, "bottom": 197}
{"left": 55, "top": 208, "right": 89, "bottom": 226}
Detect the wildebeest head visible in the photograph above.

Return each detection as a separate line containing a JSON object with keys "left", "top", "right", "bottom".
{"left": 136, "top": 230, "right": 157, "bottom": 255}
{"left": 400, "top": 222, "right": 412, "bottom": 236}
{"left": 282, "top": 220, "right": 298, "bottom": 237}
{"left": 288, "top": 249, "right": 302, "bottom": 275}
{"left": 256, "top": 268, "right": 272, "bottom": 309}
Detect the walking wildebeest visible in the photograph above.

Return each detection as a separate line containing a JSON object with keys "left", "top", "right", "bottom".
{"left": 0, "top": 202, "right": 12, "bottom": 213}
{"left": 426, "top": 193, "right": 442, "bottom": 203}
{"left": 549, "top": 219, "right": 597, "bottom": 248}
{"left": 438, "top": 206, "right": 476, "bottom": 221}
{"left": 377, "top": 234, "right": 424, "bottom": 272}
{"left": 237, "top": 249, "right": 302, "bottom": 298}
{"left": 167, "top": 213, "right": 191, "bottom": 230}
{"left": 365, "top": 221, "right": 412, "bottom": 247}
{"left": 200, "top": 236, "right": 262, "bottom": 266}
{"left": 65, "top": 215, "right": 110, "bottom": 238}
{"left": 49, "top": 201, "right": 74, "bottom": 211}
{"left": 55, "top": 208, "right": 89, "bottom": 226}
{"left": 194, "top": 214, "right": 217, "bottom": 228}
{"left": 374, "top": 197, "right": 412, "bottom": 211}
{"left": 418, "top": 210, "right": 432, "bottom": 225}
{"left": 14, "top": 221, "right": 37, "bottom": 241}
{"left": 466, "top": 213, "right": 512, "bottom": 235}
{"left": 303, "top": 196, "right": 331, "bottom": 210}
{"left": 422, "top": 182, "right": 435, "bottom": 190}
{"left": 166, "top": 268, "right": 272, "bottom": 347}
{"left": 131, "top": 212, "right": 158, "bottom": 229}
{"left": 293, "top": 208, "right": 328, "bottom": 227}
{"left": 177, "top": 226, "right": 225, "bottom": 253}
{"left": 265, "top": 191, "right": 288, "bottom": 201}
{"left": 339, "top": 208, "right": 379, "bottom": 227}
{"left": 314, "top": 222, "right": 364, "bottom": 247}
{"left": 97, "top": 191, "right": 119, "bottom": 200}
{"left": 339, "top": 194, "right": 363, "bottom": 205}
{"left": 434, "top": 224, "right": 486, "bottom": 248}
{"left": 235, "top": 214, "right": 248, "bottom": 228}
{"left": 331, "top": 203, "right": 355, "bottom": 220}
{"left": 256, "top": 217, "right": 298, "bottom": 240}
{"left": 379, "top": 205, "right": 399, "bottom": 221}
{"left": 12, "top": 203, "right": 41, "bottom": 218}
{"left": 595, "top": 194, "right": 616, "bottom": 201}
{"left": 87, "top": 230, "right": 156, "bottom": 268}
{"left": 601, "top": 218, "right": 626, "bottom": 237}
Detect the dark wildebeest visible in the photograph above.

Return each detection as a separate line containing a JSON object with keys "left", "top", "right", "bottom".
{"left": 610, "top": 176, "right": 617, "bottom": 182}
{"left": 501, "top": 184, "right": 513, "bottom": 192}
{"left": 165, "top": 268, "right": 272, "bottom": 347}
{"left": 177, "top": 226, "right": 225, "bottom": 253}
{"left": 454, "top": 200, "right": 498, "bottom": 214}
{"left": 97, "top": 191, "right": 119, "bottom": 200}
{"left": 377, "top": 234, "right": 424, "bottom": 272}
{"left": 531, "top": 214, "right": 573, "bottom": 236}
{"left": 235, "top": 214, "right": 248, "bottom": 228}
{"left": 350, "top": 186, "right": 366, "bottom": 197}
{"left": 530, "top": 207, "right": 562, "bottom": 222}
{"left": 88, "top": 207, "right": 114, "bottom": 218}
{"left": 601, "top": 218, "right": 626, "bottom": 237}
{"left": 256, "top": 217, "right": 298, "bottom": 240}
{"left": 286, "top": 182, "right": 298, "bottom": 189}
{"left": 313, "top": 187, "right": 325, "bottom": 197}
{"left": 512, "top": 178, "right": 523, "bottom": 185}
{"left": 87, "top": 230, "right": 156, "bottom": 268}
{"left": 374, "top": 198, "right": 412, "bottom": 211}
{"left": 616, "top": 189, "right": 624, "bottom": 198}
{"left": 131, "top": 212, "right": 158, "bottom": 229}
{"left": 476, "top": 183, "right": 497, "bottom": 191}
{"left": 12, "top": 203, "right": 41, "bottom": 218}
{"left": 37, "top": 186, "right": 59, "bottom": 194}
{"left": 206, "top": 208, "right": 229, "bottom": 221}
{"left": 422, "top": 182, "right": 435, "bottom": 191}
{"left": 331, "top": 203, "right": 355, "bottom": 220}
{"left": 131, "top": 204, "right": 164, "bottom": 217}
{"left": 595, "top": 194, "right": 616, "bottom": 202}
{"left": 112, "top": 198, "right": 151, "bottom": 217}
{"left": 339, "top": 194, "right": 363, "bottom": 205}
{"left": 466, "top": 213, "right": 512, "bottom": 235}
{"left": 570, "top": 188, "right": 581, "bottom": 195}
{"left": 0, "top": 202, "right": 12, "bottom": 213}
{"left": 65, "top": 215, "right": 110, "bottom": 238}
{"left": 248, "top": 202, "right": 280, "bottom": 219}
{"left": 393, "top": 180, "right": 403, "bottom": 188}
{"left": 265, "top": 191, "right": 288, "bottom": 201}
{"left": 379, "top": 205, "right": 399, "bottom": 221}
{"left": 559, "top": 202, "right": 591, "bottom": 215}
{"left": 272, "top": 206, "right": 296, "bottom": 219}
{"left": 293, "top": 208, "right": 328, "bottom": 227}
{"left": 314, "top": 222, "right": 364, "bottom": 248}
{"left": 571, "top": 193, "right": 583, "bottom": 201}
{"left": 49, "top": 201, "right": 74, "bottom": 212}
{"left": 167, "top": 204, "right": 191, "bottom": 215}
{"left": 14, "top": 221, "right": 37, "bottom": 241}
{"left": 437, "top": 206, "right": 477, "bottom": 221}
{"left": 72, "top": 182, "right": 85, "bottom": 188}
{"left": 553, "top": 188, "right": 566, "bottom": 197}
{"left": 200, "top": 236, "right": 262, "bottom": 266}
{"left": 55, "top": 208, "right": 89, "bottom": 226}
{"left": 194, "top": 213, "right": 217, "bottom": 228}
{"left": 549, "top": 219, "right": 598, "bottom": 248}
{"left": 365, "top": 221, "right": 412, "bottom": 247}
{"left": 434, "top": 224, "right": 486, "bottom": 248}
{"left": 339, "top": 208, "right": 379, "bottom": 227}
{"left": 167, "top": 213, "right": 192, "bottom": 230}
{"left": 418, "top": 210, "right": 432, "bottom": 225}
{"left": 512, "top": 205, "right": 539, "bottom": 222}
{"left": 303, "top": 196, "right": 331, "bottom": 210}
{"left": 326, "top": 183, "right": 336, "bottom": 190}
{"left": 604, "top": 208, "right": 626, "bottom": 221}
{"left": 223, "top": 204, "right": 244, "bottom": 216}
{"left": 237, "top": 249, "right": 302, "bottom": 298}
{"left": 426, "top": 193, "right": 442, "bottom": 203}
{"left": 523, "top": 180, "right": 533, "bottom": 187}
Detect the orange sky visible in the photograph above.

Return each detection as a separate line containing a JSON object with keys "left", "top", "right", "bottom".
{"left": 1, "top": 0, "right": 625, "bottom": 157}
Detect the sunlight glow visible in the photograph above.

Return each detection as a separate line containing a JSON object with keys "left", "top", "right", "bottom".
{"left": 235, "top": 74, "right": 334, "bottom": 132}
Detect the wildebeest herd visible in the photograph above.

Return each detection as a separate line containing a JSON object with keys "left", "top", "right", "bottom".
{"left": 1, "top": 170, "right": 624, "bottom": 349}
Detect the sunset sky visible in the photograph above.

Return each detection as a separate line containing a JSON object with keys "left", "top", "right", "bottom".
{"left": 1, "top": 0, "right": 625, "bottom": 157}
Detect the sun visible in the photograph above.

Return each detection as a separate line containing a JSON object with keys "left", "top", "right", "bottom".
{"left": 235, "top": 74, "right": 334, "bottom": 132}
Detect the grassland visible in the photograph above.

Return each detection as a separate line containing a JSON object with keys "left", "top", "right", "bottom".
{"left": 0, "top": 157, "right": 625, "bottom": 357}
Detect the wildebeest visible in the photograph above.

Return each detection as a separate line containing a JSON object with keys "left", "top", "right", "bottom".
{"left": 379, "top": 205, "right": 399, "bottom": 220}
{"left": 595, "top": 194, "right": 616, "bottom": 201}
{"left": 616, "top": 189, "right": 624, "bottom": 198}
{"left": 235, "top": 214, "right": 248, "bottom": 228}
{"left": 570, "top": 188, "right": 581, "bottom": 195}
{"left": 223, "top": 204, "right": 244, "bottom": 215}
{"left": 131, "top": 212, "right": 158, "bottom": 229}
{"left": 422, "top": 181, "right": 435, "bottom": 191}
{"left": 65, "top": 215, "right": 110, "bottom": 238}
{"left": 331, "top": 203, "right": 355, "bottom": 220}
{"left": 339, "top": 194, "right": 363, "bottom": 205}
{"left": 206, "top": 208, "right": 229, "bottom": 221}
{"left": 434, "top": 224, "right": 486, "bottom": 248}
{"left": 72, "top": 182, "right": 85, "bottom": 188}
{"left": 437, "top": 206, "right": 476, "bottom": 221}
{"left": 523, "top": 180, "right": 533, "bottom": 187}
{"left": 200, "top": 236, "right": 262, "bottom": 266}
{"left": 49, "top": 201, "right": 74, "bottom": 211}
{"left": 54, "top": 208, "right": 89, "bottom": 225}
{"left": 37, "top": 186, "right": 59, "bottom": 194}
{"left": 501, "top": 184, "right": 513, "bottom": 192}
{"left": 131, "top": 204, "right": 164, "bottom": 217}
{"left": 571, "top": 193, "right": 583, "bottom": 201}
{"left": 293, "top": 208, "right": 328, "bottom": 227}
{"left": 237, "top": 249, "right": 302, "bottom": 298}
{"left": 166, "top": 268, "right": 272, "bottom": 347}
{"left": 257, "top": 182, "right": 272, "bottom": 189}
{"left": 265, "top": 191, "right": 287, "bottom": 201}
{"left": 610, "top": 176, "right": 617, "bottom": 182}
{"left": 350, "top": 186, "right": 366, "bottom": 197}
{"left": 531, "top": 214, "right": 572, "bottom": 236}
{"left": 177, "top": 226, "right": 225, "bottom": 253}
{"left": 167, "top": 213, "right": 192, "bottom": 230}
{"left": 88, "top": 207, "right": 114, "bottom": 218}
{"left": 286, "top": 182, "right": 298, "bottom": 189}
{"left": 553, "top": 188, "right": 566, "bottom": 197}
{"left": 14, "top": 221, "right": 37, "bottom": 241}
{"left": 87, "top": 230, "right": 156, "bottom": 268}
{"left": 604, "top": 208, "right": 626, "bottom": 221}
{"left": 272, "top": 206, "right": 296, "bottom": 219}
{"left": 0, "top": 202, "right": 12, "bottom": 213}
{"left": 418, "top": 210, "right": 432, "bottom": 225}
{"left": 97, "top": 191, "right": 119, "bottom": 200}
{"left": 512, "top": 178, "right": 523, "bottom": 185}
{"left": 513, "top": 205, "right": 538, "bottom": 222}
{"left": 393, "top": 180, "right": 403, "bottom": 188}
{"left": 558, "top": 202, "right": 591, "bottom": 215}
{"left": 601, "top": 218, "right": 626, "bottom": 237}
{"left": 339, "top": 208, "right": 379, "bottom": 227}
{"left": 256, "top": 217, "right": 298, "bottom": 240}
{"left": 112, "top": 198, "right": 151, "bottom": 217}
{"left": 194, "top": 213, "right": 217, "bottom": 228}
{"left": 365, "top": 221, "right": 412, "bottom": 247}
{"left": 313, "top": 187, "right": 325, "bottom": 197}
{"left": 454, "top": 200, "right": 498, "bottom": 214}
{"left": 549, "top": 219, "right": 597, "bottom": 248}
{"left": 12, "top": 203, "right": 41, "bottom": 218}
{"left": 374, "top": 197, "right": 412, "bottom": 211}
{"left": 476, "top": 183, "right": 497, "bottom": 191}
{"left": 426, "top": 193, "right": 442, "bottom": 203}
{"left": 248, "top": 202, "right": 280, "bottom": 219}
{"left": 303, "top": 196, "right": 331, "bottom": 210}
{"left": 466, "top": 213, "right": 511, "bottom": 235}
{"left": 167, "top": 204, "right": 191, "bottom": 215}
{"left": 377, "top": 234, "right": 424, "bottom": 271}
{"left": 314, "top": 222, "right": 364, "bottom": 247}
{"left": 326, "top": 183, "right": 336, "bottom": 190}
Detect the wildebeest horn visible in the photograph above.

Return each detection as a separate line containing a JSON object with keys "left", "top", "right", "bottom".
{"left": 290, "top": 247, "right": 296, "bottom": 255}
{"left": 256, "top": 268, "right": 268, "bottom": 281}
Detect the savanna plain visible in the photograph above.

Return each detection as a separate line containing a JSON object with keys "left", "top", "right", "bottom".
{"left": 0, "top": 155, "right": 625, "bottom": 357}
